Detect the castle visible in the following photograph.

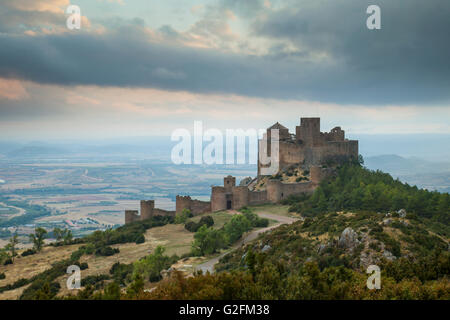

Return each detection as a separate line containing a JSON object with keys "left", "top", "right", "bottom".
{"left": 125, "top": 117, "right": 358, "bottom": 223}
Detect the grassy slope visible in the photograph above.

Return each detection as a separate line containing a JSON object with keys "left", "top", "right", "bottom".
{"left": 0, "top": 210, "right": 235, "bottom": 299}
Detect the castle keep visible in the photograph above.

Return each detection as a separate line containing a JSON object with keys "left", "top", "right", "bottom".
{"left": 125, "top": 117, "right": 358, "bottom": 223}
{"left": 258, "top": 117, "right": 358, "bottom": 175}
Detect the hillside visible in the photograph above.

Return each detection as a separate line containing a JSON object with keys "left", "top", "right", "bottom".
{"left": 0, "top": 164, "right": 448, "bottom": 300}
{"left": 143, "top": 164, "right": 450, "bottom": 300}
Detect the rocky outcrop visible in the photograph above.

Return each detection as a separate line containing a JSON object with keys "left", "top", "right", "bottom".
{"left": 338, "top": 227, "right": 360, "bottom": 249}
{"left": 383, "top": 250, "right": 396, "bottom": 261}
{"left": 397, "top": 209, "right": 407, "bottom": 218}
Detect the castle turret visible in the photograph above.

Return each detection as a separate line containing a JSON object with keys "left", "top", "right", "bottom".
{"left": 224, "top": 175, "right": 236, "bottom": 192}
{"left": 140, "top": 200, "right": 154, "bottom": 220}
{"left": 211, "top": 186, "right": 227, "bottom": 211}
{"left": 296, "top": 117, "right": 321, "bottom": 146}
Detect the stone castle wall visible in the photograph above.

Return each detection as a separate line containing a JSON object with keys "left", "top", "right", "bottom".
{"left": 125, "top": 210, "right": 139, "bottom": 224}
{"left": 153, "top": 208, "right": 176, "bottom": 217}
{"left": 176, "top": 195, "right": 211, "bottom": 216}
{"left": 248, "top": 190, "right": 267, "bottom": 205}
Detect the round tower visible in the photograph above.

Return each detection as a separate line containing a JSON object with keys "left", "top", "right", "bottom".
{"left": 211, "top": 186, "right": 227, "bottom": 211}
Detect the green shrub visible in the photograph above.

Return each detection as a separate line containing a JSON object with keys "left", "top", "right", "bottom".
{"left": 79, "top": 262, "right": 89, "bottom": 270}
{"left": 175, "top": 209, "right": 192, "bottom": 224}
{"left": 95, "top": 246, "right": 120, "bottom": 257}
{"left": 81, "top": 274, "right": 110, "bottom": 288}
{"left": 135, "top": 234, "right": 145, "bottom": 244}
{"left": 184, "top": 221, "right": 198, "bottom": 232}
{"left": 110, "top": 262, "right": 133, "bottom": 285}
{"left": 184, "top": 215, "right": 215, "bottom": 232}
{"left": 21, "top": 248, "right": 37, "bottom": 257}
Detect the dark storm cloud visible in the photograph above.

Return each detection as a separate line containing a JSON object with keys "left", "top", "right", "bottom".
{"left": 0, "top": 0, "right": 449, "bottom": 105}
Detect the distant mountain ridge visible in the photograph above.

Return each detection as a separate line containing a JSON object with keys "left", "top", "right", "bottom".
{"left": 365, "top": 154, "right": 450, "bottom": 192}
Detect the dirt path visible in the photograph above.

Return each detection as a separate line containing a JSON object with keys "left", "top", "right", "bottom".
{"left": 195, "top": 212, "right": 298, "bottom": 274}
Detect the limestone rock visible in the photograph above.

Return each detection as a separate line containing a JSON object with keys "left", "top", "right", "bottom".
{"left": 261, "top": 244, "right": 272, "bottom": 253}
{"left": 397, "top": 209, "right": 407, "bottom": 218}
{"left": 383, "top": 218, "right": 392, "bottom": 225}
{"left": 338, "top": 227, "right": 360, "bottom": 249}
{"left": 383, "top": 250, "right": 396, "bottom": 261}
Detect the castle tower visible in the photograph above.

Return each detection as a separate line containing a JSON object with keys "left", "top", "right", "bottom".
{"left": 232, "top": 186, "right": 249, "bottom": 210}
{"left": 176, "top": 195, "right": 191, "bottom": 215}
{"left": 211, "top": 186, "right": 227, "bottom": 211}
{"left": 224, "top": 175, "right": 236, "bottom": 192}
{"left": 140, "top": 200, "right": 154, "bottom": 220}
{"left": 296, "top": 117, "right": 321, "bottom": 146}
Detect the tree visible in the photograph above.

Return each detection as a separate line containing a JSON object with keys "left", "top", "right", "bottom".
{"left": 191, "top": 225, "right": 225, "bottom": 256}
{"left": 224, "top": 214, "right": 251, "bottom": 244}
{"left": 63, "top": 229, "right": 73, "bottom": 244}
{"left": 29, "top": 227, "right": 47, "bottom": 252}
{"left": 133, "top": 246, "right": 169, "bottom": 282}
{"left": 53, "top": 227, "right": 64, "bottom": 242}
{"left": 102, "top": 282, "right": 121, "bottom": 300}
{"left": 6, "top": 231, "right": 19, "bottom": 262}
{"left": 174, "top": 208, "right": 192, "bottom": 224}
{"left": 126, "top": 274, "right": 144, "bottom": 298}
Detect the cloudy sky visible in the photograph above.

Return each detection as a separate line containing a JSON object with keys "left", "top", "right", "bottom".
{"left": 0, "top": 0, "right": 449, "bottom": 140}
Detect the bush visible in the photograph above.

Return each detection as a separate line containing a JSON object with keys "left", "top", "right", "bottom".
{"left": 110, "top": 262, "right": 133, "bottom": 285}
{"left": 81, "top": 274, "right": 110, "bottom": 287}
{"left": 95, "top": 246, "right": 120, "bottom": 257}
{"left": 175, "top": 209, "right": 193, "bottom": 224}
{"left": 3, "top": 258, "right": 12, "bottom": 265}
{"left": 184, "top": 215, "right": 215, "bottom": 232}
{"left": 191, "top": 225, "right": 226, "bottom": 256}
{"left": 21, "top": 248, "right": 36, "bottom": 257}
{"left": 184, "top": 221, "right": 198, "bottom": 232}
{"left": 79, "top": 262, "right": 89, "bottom": 270}
{"left": 135, "top": 234, "right": 145, "bottom": 244}
{"left": 132, "top": 246, "right": 179, "bottom": 283}
{"left": 199, "top": 216, "right": 214, "bottom": 228}
{"left": 0, "top": 273, "right": 5, "bottom": 280}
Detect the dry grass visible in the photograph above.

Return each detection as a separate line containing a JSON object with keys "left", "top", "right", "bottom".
{"left": 0, "top": 244, "right": 81, "bottom": 288}
{"left": 249, "top": 204, "right": 299, "bottom": 217}
{"left": 0, "top": 244, "right": 81, "bottom": 300}
{"left": 1, "top": 222, "right": 196, "bottom": 299}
